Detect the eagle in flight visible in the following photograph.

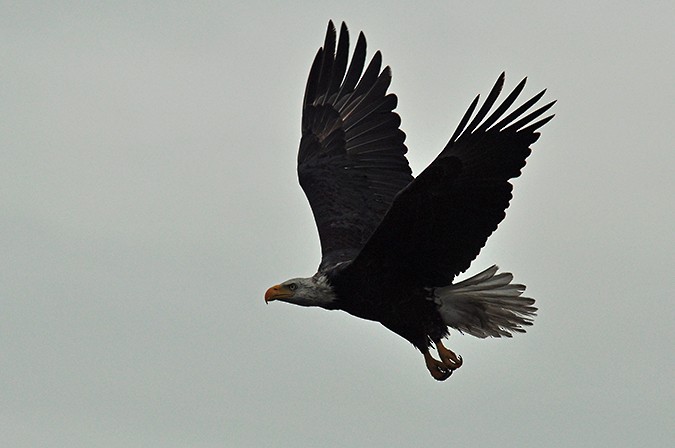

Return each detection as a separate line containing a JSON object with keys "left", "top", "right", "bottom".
{"left": 265, "top": 21, "right": 554, "bottom": 380}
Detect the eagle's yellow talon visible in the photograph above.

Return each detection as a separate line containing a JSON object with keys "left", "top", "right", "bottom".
{"left": 437, "top": 340, "right": 463, "bottom": 370}
{"left": 424, "top": 349, "right": 454, "bottom": 381}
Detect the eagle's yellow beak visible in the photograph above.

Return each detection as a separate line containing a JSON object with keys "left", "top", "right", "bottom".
{"left": 264, "top": 284, "right": 294, "bottom": 303}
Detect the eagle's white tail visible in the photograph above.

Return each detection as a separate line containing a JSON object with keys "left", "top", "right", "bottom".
{"left": 432, "top": 265, "right": 537, "bottom": 338}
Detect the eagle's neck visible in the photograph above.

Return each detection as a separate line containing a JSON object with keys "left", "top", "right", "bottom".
{"left": 308, "top": 273, "right": 338, "bottom": 309}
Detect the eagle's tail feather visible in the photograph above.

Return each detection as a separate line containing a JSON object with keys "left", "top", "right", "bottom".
{"left": 432, "top": 265, "right": 537, "bottom": 338}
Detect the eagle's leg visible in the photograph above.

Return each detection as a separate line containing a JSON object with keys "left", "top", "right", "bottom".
{"left": 436, "top": 339, "right": 463, "bottom": 370}
{"left": 423, "top": 349, "right": 452, "bottom": 381}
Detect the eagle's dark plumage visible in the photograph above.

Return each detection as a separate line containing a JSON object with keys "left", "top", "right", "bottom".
{"left": 265, "top": 21, "right": 554, "bottom": 380}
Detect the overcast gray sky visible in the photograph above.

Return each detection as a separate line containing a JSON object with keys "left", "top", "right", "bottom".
{"left": 2, "top": 1, "right": 673, "bottom": 447}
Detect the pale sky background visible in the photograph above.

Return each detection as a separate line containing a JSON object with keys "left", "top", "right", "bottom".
{"left": 2, "top": 1, "right": 673, "bottom": 447}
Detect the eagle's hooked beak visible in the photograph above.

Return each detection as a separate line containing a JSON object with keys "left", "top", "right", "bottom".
{"left": 264, "top": 284, "right": 293, "bottom": 304}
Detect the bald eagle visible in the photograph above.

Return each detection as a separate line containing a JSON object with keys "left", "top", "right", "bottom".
{"left": 265, "top": 21, "right": 554, "bottom": 380}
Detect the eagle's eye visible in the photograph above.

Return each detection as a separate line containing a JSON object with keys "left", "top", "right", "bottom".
{"left": 288, "top": 283, "right": 297, "bottom": 291}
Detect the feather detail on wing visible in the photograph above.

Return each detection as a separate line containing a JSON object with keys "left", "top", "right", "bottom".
{"left": 298, "top": 21, "right": 413, "bottom": 272}
{"left": 346, "top": 73, "right": 555, "bottom": 285}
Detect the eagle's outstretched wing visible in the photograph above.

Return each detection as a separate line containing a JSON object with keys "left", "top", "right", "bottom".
{"left": 346, "top": 73, "right": 555, "bottom": 286}
{"left": 298, "top": 21, "right": 413, "bottom": 271}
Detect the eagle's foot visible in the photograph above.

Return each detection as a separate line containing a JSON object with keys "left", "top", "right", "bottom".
{"left": 423, "top": 350, "right": 453, "bottom": 381}
{"left": 436, "top": 339, "right": 463, "bottom": 370}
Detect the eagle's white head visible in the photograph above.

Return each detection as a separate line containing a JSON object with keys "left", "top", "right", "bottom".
{"left": 264, "top": 274, "right": 337, "bottom": 308}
